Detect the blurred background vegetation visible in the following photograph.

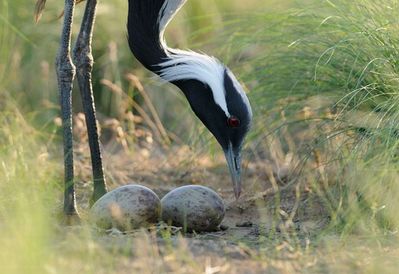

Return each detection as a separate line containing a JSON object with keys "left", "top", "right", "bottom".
{"left": 1, "top": 0, "right": 399, "bottom": 273}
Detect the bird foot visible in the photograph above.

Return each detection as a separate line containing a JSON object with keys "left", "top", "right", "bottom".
{"left": 60, "top": 212, "right": 81, "bottom": 226}
{"left": 89, "top": 187, "right": 107, "bottom": 207}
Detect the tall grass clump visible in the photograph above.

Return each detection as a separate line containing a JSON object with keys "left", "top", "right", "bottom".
{"left": 224, "top": 0, "right": 399, "bottom": 235}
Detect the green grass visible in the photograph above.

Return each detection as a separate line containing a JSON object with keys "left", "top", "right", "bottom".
{"left": 219, "top": 0, "right": 399, "bottom": 234}
{"left": 1, "top": 0, "right": 399, "bottom": 273}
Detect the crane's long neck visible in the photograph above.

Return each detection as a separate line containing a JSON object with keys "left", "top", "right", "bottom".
{"left": 127, "top": 0, "right": 231, "bottom": 118}
{"left": 127, "top": 0, "right": 186, "bottom": 73}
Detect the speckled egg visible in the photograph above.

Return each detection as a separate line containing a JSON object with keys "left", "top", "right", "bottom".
{"left": 90, "top": 184, "right": 161, "bottom": 231}
{"left": 161, "top": 185, "right": 225, "bottom": 232}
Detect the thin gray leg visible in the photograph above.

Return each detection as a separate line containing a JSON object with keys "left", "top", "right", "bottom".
{"left": 73, "top": 0, "right": 107, "bottom": 206}
{"left": 56, "top": 0, "right": 78, "bottom": 218}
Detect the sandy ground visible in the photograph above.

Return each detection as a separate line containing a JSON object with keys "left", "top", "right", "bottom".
{"left": 65, "top": 113, "right": 331, "bottom": 273}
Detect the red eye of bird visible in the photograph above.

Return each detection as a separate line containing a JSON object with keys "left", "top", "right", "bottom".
{"left": 227, "top": 116, "right": 240, "bottom": 128}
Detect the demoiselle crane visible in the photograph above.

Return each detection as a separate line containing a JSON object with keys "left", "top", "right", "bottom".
{"left": 38, "top": 0, "right": 252, "bottom": 219}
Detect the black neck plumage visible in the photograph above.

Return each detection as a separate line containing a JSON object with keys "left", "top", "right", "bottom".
{"left": 127, "top": 0, "right": 170, "bottom": 73}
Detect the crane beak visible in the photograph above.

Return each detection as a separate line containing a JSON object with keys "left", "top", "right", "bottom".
{"left": 224, "top": 144, "right": 242, "bottom": 199}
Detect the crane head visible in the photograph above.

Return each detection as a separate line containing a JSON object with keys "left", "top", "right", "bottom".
{"left": 159, "top": 53, "right": 252, "bottom": 198}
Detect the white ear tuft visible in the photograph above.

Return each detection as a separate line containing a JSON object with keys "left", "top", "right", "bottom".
{"left": 159, "top": 50, "right": 230, "bottom": 116}
{"left": 157, "top": 0, "right": 230, "bottom": 116}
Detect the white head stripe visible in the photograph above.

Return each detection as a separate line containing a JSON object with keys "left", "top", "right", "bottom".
{"left": 159, "top": 51, "right": 229, "bottom": 116}
{"left": 158, "top": 0, "right": 187, "bottom": 42}
{"left": 157, "top": 0, "right": 230, "bottom": 116}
